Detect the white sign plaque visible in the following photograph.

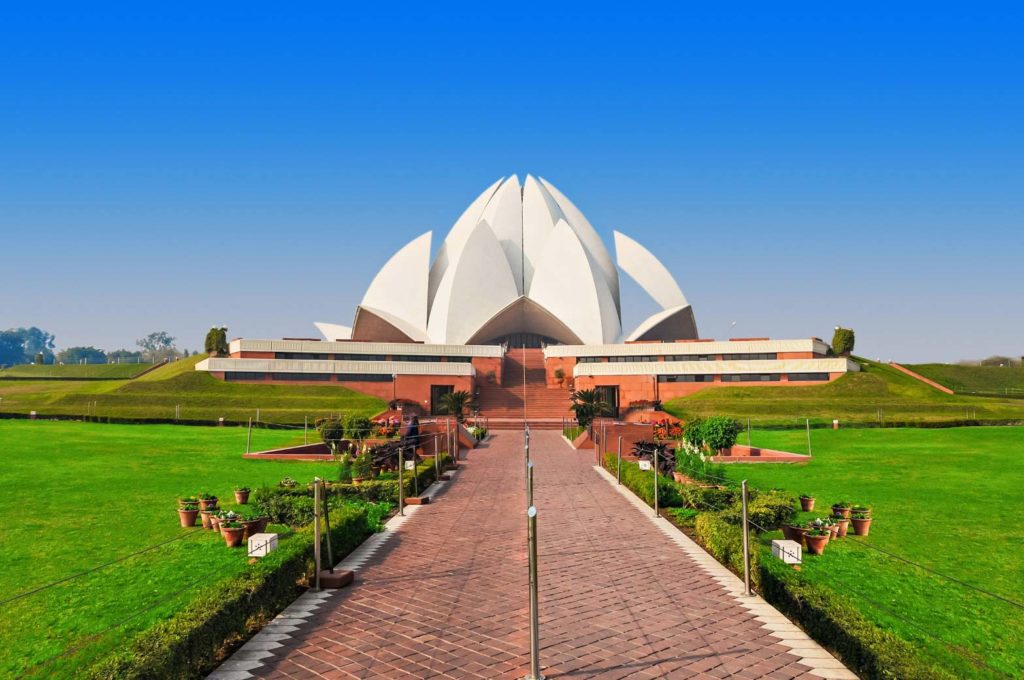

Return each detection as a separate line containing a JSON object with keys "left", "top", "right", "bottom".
{"left": 638, "top": 460, "right": 652, "bottom": 471}
{"left": 404, "top": 460, "right": 416, "bottom": 470}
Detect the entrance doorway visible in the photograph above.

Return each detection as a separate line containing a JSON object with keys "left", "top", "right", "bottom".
{"left": 595, "top": 385, "right": 619, "bottom": 418}
{"left": 430, "top": 385, "right": 454, "bottom": 416}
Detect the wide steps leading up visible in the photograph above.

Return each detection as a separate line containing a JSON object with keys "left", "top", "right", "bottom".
{"left": 476, "top": 348, "right": 572, "bottom": 422}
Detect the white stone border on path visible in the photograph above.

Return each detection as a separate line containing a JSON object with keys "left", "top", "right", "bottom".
{"left": 206, "top": 468, "right": 459, "bottom": 680}
{"left": 592, "top": 464, "right": 857, "bottom": 680}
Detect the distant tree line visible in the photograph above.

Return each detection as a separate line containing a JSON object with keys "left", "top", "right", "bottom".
{"left": 0, "top": 326, "right": 195, "bottom": 367}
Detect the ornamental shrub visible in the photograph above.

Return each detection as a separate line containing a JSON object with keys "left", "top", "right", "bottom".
{"left": 602, "top": 453, "right": 682, "bottom": 507}
{"left": 700, "top": 416, "right": 741, "bottom": 453}
{"left": 832, "top": 326, "right": 855, "bottom": 356}
{"left": 679, "top": 483, "right": 737, "bottom": 511}
{"left": 682, "top": 416, "right": 706, "bottom": 450}
{"left": 203, "top": 326, "right": 228, "bottom": 356}
{"left": 316, "top": 416, "right": 345, "bottom": 453}
{"left": 345, "top": 416, "right": 374, "bottom": 441}
{"left": 694, "top": 511, "right": 758, "bottom": 578}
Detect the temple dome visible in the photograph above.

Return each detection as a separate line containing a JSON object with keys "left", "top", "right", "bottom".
{"left": 317, "top": 175, "right": 698, "bottom": 346}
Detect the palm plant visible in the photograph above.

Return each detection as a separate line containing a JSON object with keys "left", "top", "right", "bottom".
{"left": 569, "top": 389, "right": 608, "bottom": 429}
{"left": 439, "top": 390, "right": 472, "bottom": 422}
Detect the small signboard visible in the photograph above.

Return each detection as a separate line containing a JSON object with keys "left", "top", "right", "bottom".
{"left": 638, "top": 460, "right": 652, "bottom": 471}
{"left": 404, "top": 460, "right": 416, "bottom": 470}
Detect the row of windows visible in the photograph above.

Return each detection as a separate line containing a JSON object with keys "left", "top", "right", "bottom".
{"left": 224, "top": 372, "right": 392, "bottom": 383}
{"left": 274, "top": 352, "right": 472, "bottom": 363}
{"left": 579, "top": 352, "right": 779, "bottom": 363}
{"left": 658, "top": 373, "right": 830, "bottom": 383}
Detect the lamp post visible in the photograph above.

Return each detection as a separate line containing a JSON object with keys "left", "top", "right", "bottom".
{"left": 392, "top": 373, "right": 398, "bottom": 403}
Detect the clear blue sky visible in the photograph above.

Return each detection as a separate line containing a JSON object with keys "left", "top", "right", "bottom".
{"left": 1, "top": 3, "right": 1021, "bottom": 362}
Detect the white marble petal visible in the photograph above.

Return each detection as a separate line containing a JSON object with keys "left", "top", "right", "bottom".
{"left": 480, "top": 175, "right": 525, "bottom": 295}
{"left": 313, "top": 322, "right": 351, "bottom": 341}
{"left": 530, "top": 219, "right": 621, "bottom": 344}
{"left": 613, "top": 230, "right": 688, "bottom": 310}
{"left": 426, "top": 222, "right": 520, "bottom": 344}
{"left": 360, "top": 231, "right": 432, "bottom": 332}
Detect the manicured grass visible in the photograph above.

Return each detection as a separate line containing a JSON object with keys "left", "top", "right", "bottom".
{"left": 723, "top": 426, "right": 1024, "bottom": 678}
{"left": 0, "top": 355, "right": 386, "bottom": 424}
{"left": 0, "top": 363, "right": 155, "bottom": 379}
{"left": 0, "top": 420, "right": 341, "bottom": 678}
{"left": 664, "top": 359, "right": 1024, "bottom": 426}
{"left": 907, "top": 362, "right": 1024, "bottom": 397}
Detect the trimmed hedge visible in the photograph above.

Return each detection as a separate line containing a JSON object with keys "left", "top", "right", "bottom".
{"left": 603, "top": 453, "right": 682, "bottom": 507}
{"left": 86, "top": 505, "right": 376, "bottom": 680}
{"left": 605, "top": 453, "right": 950, "bottom": 680}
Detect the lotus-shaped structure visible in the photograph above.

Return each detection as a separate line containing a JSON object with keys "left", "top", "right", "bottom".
{"left": 316, "top": 175, "right": 697, "bottom": 346}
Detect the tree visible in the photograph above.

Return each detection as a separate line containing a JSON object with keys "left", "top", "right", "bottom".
{"left": 439, "top": 390, "right": 472, "bottom": 423}
{"left": 700, "top": 416, "right": 741, "bottom": 454}
{"left": 0, "top": 327, "right": 55, "bottom": 366}
{"left": 569, "top": 389, "right": 609, "bottom": 429}
{"left": 316, "top": 416, "right": 346, "bottom": 454}
{"left": 57, "top": 346, "right": 107, "bottom": 364}
{"left": 345, "top": 416, "right": 374, "bottom": 441}
{"left": 108, "top": 349, "right": 144, "bottom": 363}
{"left": 204, "top": 326, "right": 229, "bottom": 356}
{"left": 831, "top": 327, "right": 855, "bottom": 356}
{"left": 137, "top": 331, "right": 177, "bottom": 362}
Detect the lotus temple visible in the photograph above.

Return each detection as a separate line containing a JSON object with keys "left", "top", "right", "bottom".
{"left": 196, "top": 175, "right": 857, "bottom": 423}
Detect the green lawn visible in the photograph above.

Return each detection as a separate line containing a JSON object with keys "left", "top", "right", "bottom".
{"left": 0, "top": 363, "right": 155, "bottom": 379}
{"left": 0, "top": 420, "right": 341, "bottom": 678}
{"left": 907, "top": 362, "right": 1024, "bottom": 397}
{"left": 664, "top": 359, "right": 1024, "bottom": 426}
{"left": 724, "top": 426, "right": 1024, "bottom": 678}
{"left": 0, "top": 355, "right": 386, "bottom": 424}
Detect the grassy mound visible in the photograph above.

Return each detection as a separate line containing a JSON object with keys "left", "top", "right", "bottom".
{"left": 663, "top": 359, "right": 1024, "bottom": 426}
{"left": 0, "top": 355, "right": 386, "bottom": 424}
{"left": 906, "top": 363, "right": 1024, "bottom": 397}
{"left": 0, "top": 363, "right": 155, "bottom": 380}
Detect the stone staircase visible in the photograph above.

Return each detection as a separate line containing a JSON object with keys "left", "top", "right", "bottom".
{"left": 476, "top": 348, "right": 572, "bottom": 429}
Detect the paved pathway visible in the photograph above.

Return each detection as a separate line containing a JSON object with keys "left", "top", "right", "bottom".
{"left": 212, "top": 432, "right": 851, "bottom": 679}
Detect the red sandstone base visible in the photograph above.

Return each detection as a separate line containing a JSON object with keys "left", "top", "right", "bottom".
{"left": 405, "top": 496, "right": 430, "bottom": 505}
{"left": 318, "top": 569, "right": 354, "bottom": 589}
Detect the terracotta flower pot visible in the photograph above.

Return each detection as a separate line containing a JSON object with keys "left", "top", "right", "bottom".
{"left": 352, "top": 477, "right": 365, "bottom": 486}
{"left": 799, "top": 497, "right": 815, "bottom": 512}
{"left": 254, "top": 517, "right": 269, "bottom": 534}
{"left": 805, "top": 532, "right": 830, "bottom": 555}
{"left": 832, "top": 506, "right": 851, "bottom": 519}
{"left": 851, "top": 517, "right": 872, "bottom": 536}
{"left": 234, "top": 490, "right": 250, "bottom": 504}
{"left": 210, "top": 515, "right": 222, "bottom": 531}
{"left": 835, "top": 518, "right": 850, "bottom": 537}
{"left": 673, "top": 472, "right": 685, "bottom": 483}
{"left": 782, "top": 524, "right": 809, "bottom": 546}
{"left": 178, "top": 508, "right": 199, "bottom": 527}
{"left": 199, "top": 498, "right": 219, "bottom": 511}
{"left": 240, "top": 519, "right": 261, "bottom": 540}
{"left": 828, "top": 523, "right": 840, "bottom": 539}
{"left": 221, "top": 525, "right": 245, "bottom": 548}
{"left": 199, "top": 510, "right": 215, "bottom": 530}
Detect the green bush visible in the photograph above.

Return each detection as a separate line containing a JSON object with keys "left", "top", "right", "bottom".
{"left": 758, "top": 556, "right": 953, "bottom": 680}
{"left": 345, "top": 416, "right": 374, "bottom": 441}
{"left": 682, "top": 416, "right": 705, "bottom": 450}
{"left": 603, "top": 453, "right": 682, "bottom": 507}
{"left": 832, "top": 326, "right": 856, "bottom": 355}
{"left": 693, "top": 511, "right": 758, "bottom": 577}
{"left": 715, "top": 489, "right": 796, "bottom": 531}
{"left": 86, "top": 505, "right": 376, "bottom": 680}
{"left": 679, "top": 483, "right": 737, "bottom": 510}
{"left": 665, "top": 507, "right": 699, "bottom": 526}
{"left": 701, "top": 415, "right": 741, "bottom": 452}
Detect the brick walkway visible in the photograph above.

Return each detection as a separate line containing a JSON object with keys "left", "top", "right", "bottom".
{"left": 223, "top": 432, "right": 844, "bottom": 679}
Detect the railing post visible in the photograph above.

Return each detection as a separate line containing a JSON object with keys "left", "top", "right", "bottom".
{"left": 246, "top": 417, "right": 252, "bottom": 454}
{"left": 314, "top": 477, "right": 322, "bottom": 592}
{"left": 616, "top": 436, "right": 622, "bottom": 484}
{"left": 398, "top": 444, "right": 405, "bottom": 516}
{"left": 741, "top": 480, "right": 752, "bottom": 596}
{"left": 653, "top": 449, "right": 660, "bottom": 518}
{"left": 526, "top": 505, "right": 543, "bottom": 680}
{"left": 434, "top": 433, "right": 440, "bottom": 478}
{"left": 805, "top": 418, "right": 813, "bottom": 457}
{"left": 304, "top": 415, "right": 308, "bottom": 445}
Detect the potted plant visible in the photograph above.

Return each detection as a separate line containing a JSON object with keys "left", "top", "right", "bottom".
{"left": 832, "top": 501, "right": 852, "bottom": 519}
{"left": 212, "top": 509, "right": 239, "bottom": 532}
{"left": 199, "top": 509, "right": 216, "bottom": 530}
{"left": 851, "top": 504, "right": 871, "bottom": 515}
{"left": 234, "top": 487, "right": 251, "bottom": 504}
{"left": 239, "top": 513, "right": 262, "bottom": 540}
{"left": 352, "top": 452, "right": 374, "bottom": 485}
{"left": 782, "top": 523, "right": 808, "bottom": 546}
{"left": 834, "top": 516, "right": 850, "bottom": 537}
{"left": 804, "top": 528, "right": 831, "bottom": 555}
{"left": 178, "top": 495, "right": 199, "bottom": 508}
{"left": 851, "top": 512, "right": 873, "bottom": 536}
{"left": 799, "top": 494, "right": 816, "bottom": 512}
{"left": 220, "top": 521, "right": 245, "bottom": 547}
{"left": 178, "top": 503, "right": 199, "bottom": 527}
{"left": 197, "top": 492, "right": 219, "bottom": 511}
